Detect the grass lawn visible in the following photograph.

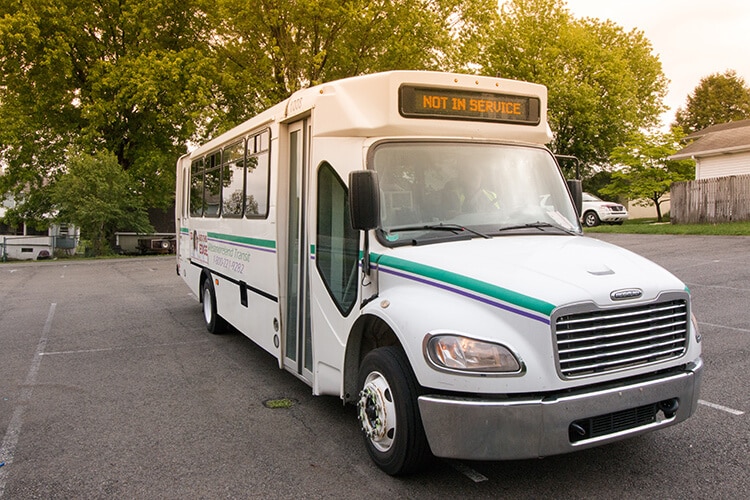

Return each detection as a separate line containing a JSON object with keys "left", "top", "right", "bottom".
{"left": 584, "top": 218, "right": 750, "bottom": 236}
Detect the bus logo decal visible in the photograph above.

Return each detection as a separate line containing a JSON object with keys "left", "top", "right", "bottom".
{"left": 610, "top": 288, "right": 643, "bottom": 301}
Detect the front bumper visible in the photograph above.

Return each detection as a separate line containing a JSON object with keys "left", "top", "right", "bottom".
{"left": 418, "top": 359, "right": 702, "bottom": 460}
{"left": 599, "top": 212, "right": 628, "bottom": 223}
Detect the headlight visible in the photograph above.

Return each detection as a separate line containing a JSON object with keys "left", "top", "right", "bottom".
{"left": 424, "top": 334, "right": 522, "bottom": 373}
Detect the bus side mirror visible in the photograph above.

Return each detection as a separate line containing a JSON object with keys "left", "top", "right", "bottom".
{"left": 567, "top": 179, "right": 583, "bottom": 216}
{"left": 349, "top": 170, "right": 380, "bottom": 231}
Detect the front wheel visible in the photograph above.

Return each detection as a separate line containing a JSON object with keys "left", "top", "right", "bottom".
{"left": 583, "top": 210, "right": 600, "bottom": 227}
{"left": 357, "top": 346, "right": 430, "bottom": 475}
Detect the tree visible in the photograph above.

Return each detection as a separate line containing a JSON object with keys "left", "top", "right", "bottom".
{"left": 208, "top": 0, "right": 496, "bottom": 128}
{"left": 480, "top": 0, "right": 668, "bottom": 170}
{"left": 0, "top": 0, "right": 217, "bottom": 223}
{"left": 583, "top": 169, "right": 613, "bottom": 199}
{"left": 1, "top": 0, "right": 494, "bottom": 230}
{"left": 51, "top": 150, "right": 152, "bottom": 256}
{"left": 673, "top": 70, "right": 750, "bottom": 134}
{"left": 601, "top": 128, "right": 694, "bottom": 222}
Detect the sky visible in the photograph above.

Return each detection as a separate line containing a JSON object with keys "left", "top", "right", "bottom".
{"left": 563, "top": 0, "right": 750, "bottom": 128}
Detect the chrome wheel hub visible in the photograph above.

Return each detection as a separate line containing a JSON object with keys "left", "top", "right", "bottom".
{"left": 357, "top": 371, "right": 396, "bottom": 452}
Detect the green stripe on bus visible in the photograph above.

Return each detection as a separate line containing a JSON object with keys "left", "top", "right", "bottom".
{"left": 373, "top": 253, "right": 555, "bottom": 316}
{"left": 207, "top": 232, "right": 276, "bottom": 249}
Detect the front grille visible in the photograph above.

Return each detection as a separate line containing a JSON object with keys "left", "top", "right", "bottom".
{"left": 569, "top": 404, "right": 658, "bottom": 442}
{"left": 555, "top": 299, "right": 689, "bottom": 378}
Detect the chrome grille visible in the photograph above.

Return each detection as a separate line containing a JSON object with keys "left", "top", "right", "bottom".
{"left": 555, "top": 299, "right": 689, "bottom": 378}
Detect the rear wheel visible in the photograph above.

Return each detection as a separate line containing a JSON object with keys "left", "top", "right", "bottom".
{"left": 357, "top": 346, "right": 430, "bottom": 475}
{"left": 202, "top": 275, "right": 227, "bottom": 334}
{"left": 583, "top": 210, "right": 600, "bottom": 227}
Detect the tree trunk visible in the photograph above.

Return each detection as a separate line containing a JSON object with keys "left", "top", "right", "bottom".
{"left": 653, "top": 197, "right": 663, "bottom": 222}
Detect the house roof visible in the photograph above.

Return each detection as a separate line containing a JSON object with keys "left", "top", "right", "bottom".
{"left": 670, "top": 119, "right": 750, "bottom": 160}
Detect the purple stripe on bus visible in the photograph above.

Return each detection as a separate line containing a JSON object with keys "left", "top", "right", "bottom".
{"left": 377, "top": 265, "right": 550, "bottom": 325}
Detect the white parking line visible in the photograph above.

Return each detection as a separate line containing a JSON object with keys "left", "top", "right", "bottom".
{"left": 0, "top": 303, "right": 56, "bottom": 498}
{"left": 687, "top": 282, "right": 750, "bottom": 293}
{"left": 699, "top": 400, "right": 745, "bottom": 416}
{"left": 40, "top": 339, "right": 210, "bottom": 356}
{"left": 697, "top": 322, "right": 750, "bottom": 334}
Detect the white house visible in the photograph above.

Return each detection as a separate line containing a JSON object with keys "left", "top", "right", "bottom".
{"left": 670, "top": 119, "right": 750, "bottom": 179}
{"left": 668, "top": 120, "right": 750, "bottom": 223}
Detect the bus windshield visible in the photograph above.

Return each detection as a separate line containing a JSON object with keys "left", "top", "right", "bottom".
{"left": 372, "top": 142, "right": 581, "bottom": 245}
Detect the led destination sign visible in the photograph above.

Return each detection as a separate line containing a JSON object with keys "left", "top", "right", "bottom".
{"left": 399, "top": 85, "right": 541, "bottom": 125}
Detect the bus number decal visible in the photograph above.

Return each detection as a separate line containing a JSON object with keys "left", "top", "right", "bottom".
{"left": 288, "top": 97, "right": 303, "bottom": 114}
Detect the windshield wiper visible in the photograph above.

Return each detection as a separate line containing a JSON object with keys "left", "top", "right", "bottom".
{"left": 495, "top": 221, "right": 578, "bottom": 235}
{"left": 386, "top": 223, "right": 491, "bottom": 239}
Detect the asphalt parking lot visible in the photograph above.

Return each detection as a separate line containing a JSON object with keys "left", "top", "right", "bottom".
{"left": 0, "top": 234, "right": 748, "bottom": 498}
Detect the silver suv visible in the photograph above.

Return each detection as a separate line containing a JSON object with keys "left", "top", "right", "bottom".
{"left": 581, "top": 192, "right": 629, "bottom": 227}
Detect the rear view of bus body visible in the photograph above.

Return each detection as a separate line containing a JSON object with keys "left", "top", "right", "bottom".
{"left": 175, "top": 71, "right": 702, "bottom": 475}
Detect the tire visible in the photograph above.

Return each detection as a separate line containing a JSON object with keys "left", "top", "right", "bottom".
{"left": 201, "top": 275, "right": 227, "bottom": 334}
{"left": 583, "top": 210, "right": 600, "bottom": 227}
{"left": 357, "top": 346, "right": 430, "bottom": 475}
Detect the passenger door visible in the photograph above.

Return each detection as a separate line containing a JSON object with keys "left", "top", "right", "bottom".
{"left": 283, "top": 120, "right": 313, "bottom": 381}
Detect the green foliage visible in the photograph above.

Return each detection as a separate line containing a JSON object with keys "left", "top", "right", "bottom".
{"left": 0, "top": 0, "right": 494, "bottom": 222}
{"left": 601, "top": 128, "right": 694, "bottom": 222}
{"left": 51, "top": 150, "right": 153, "bottom": 255}
{"left": 0, "top": 0, "right": 216, "bottom": 218}
{"left": 673, "top": 70, "right": 750, "bottom": 134}
{"left": 210, "top": 0, "right": 496, "bottom": 128}
{"left": 481, "top": 0, "right": 667, "bottom": 169}
{"left": 1, "top": 0, "right": 671, "bottom": 236}
{"left": 583, "top": 170, "right": 614, "bottom": 199}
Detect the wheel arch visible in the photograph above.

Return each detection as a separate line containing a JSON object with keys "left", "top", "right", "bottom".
{"left": 343, "top": 313, "right": 401, "bottom": 404}
{"left": 583, "top": 209, "right": 598, "bottom": 218}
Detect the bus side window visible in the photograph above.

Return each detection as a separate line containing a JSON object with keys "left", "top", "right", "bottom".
{"left": 246, "top": 130, "right": 271, "bottom": 218}
{"left": 204, "top": 151, "right": 222, "bottom": 217}
{"left": 221, "top": 140, "right": 246, "bottom": 218}
{"left": 190, "top": 158, "right": 205, "bottom": 217}
{"left": 316, "top": 162, "right": 358, "bottom": 315}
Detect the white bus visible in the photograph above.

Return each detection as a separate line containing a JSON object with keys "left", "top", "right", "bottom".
{"left": 175, "top": 71, "right": 702, "bottom": 475}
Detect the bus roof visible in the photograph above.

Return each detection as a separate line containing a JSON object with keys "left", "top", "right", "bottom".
{"left": 190, "top": 71, "right": 552, "bottom": 159}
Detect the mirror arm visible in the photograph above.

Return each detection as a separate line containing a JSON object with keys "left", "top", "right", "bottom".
{"left": 362, "top": 230, "right": 371, "bottom": 275}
